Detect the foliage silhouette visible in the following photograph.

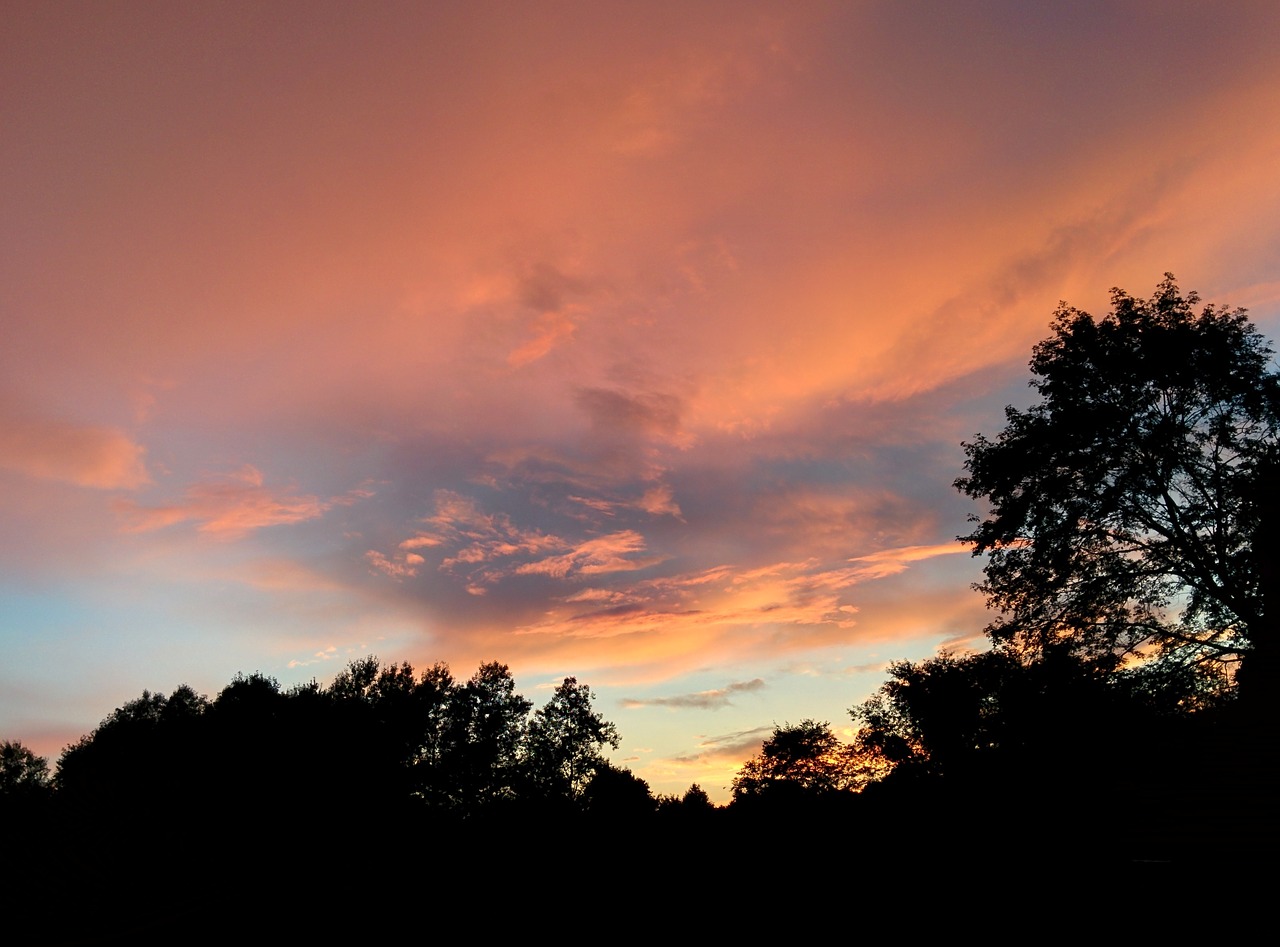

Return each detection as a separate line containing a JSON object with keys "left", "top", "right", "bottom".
{"left": 681, "top": 783, "right": 713, "bottom": 811}
{"left": 405, "top": 661, "right": 458, "bottom": 804}
{"left": 47, "top": 656, "right": 639, "bottom": 827}
{"left": 524, "top": 676, "right": 620, "bottom": 803}
{"left": 56, "top": 685, "right": 210, "bottom": 806}
{"left": 655, "top": 782, "right": 719, "bottom": 825}
{"left": 731, "top": 719, "right": 862, "bottom": 803}
{"left": 956, "top": 274, "right": 1280, "bottom": 696}
{"left": 441, "top": 661, "right": 533, "bottom": 812}
{"left": 850, "top": 647, "right": 1220, "bottom": 783}
{"left": 581, "top": 761, "right": 654, "bottom": 819}
{"left": 0, "top": 739, "right": 50, "bottom": 799}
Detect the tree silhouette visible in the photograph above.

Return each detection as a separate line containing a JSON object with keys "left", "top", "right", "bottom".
{"left": 56, "top": 685, "right": 210, "bottom": 805}
{"left": 656, "top": 783, "right": 718, "bottom": 822}
{"left": 442, "top": 662, "right": 532, "bottom": 810}
{"left": 0, "top": 740, "right": 50, "bottom": 798}
{"left": 731, "top": 720, "right": 861, "bottom": 802}
{"left": 406, "top": 661, "right": 457, "bottom": 805}
{"left": 849, "top": 646, "right": 1221, "bottom": 786}
{"left": 956, "top": 275, "right": 1280, "bottom": 695}
{"left": 524, "top": 677, "right": 619, "bottom": 803}
{"left": 581, "top": 761, "right": 653, "bottom": 819}
{"left": 681, "top": 783, "right": 713, "bottom": 811}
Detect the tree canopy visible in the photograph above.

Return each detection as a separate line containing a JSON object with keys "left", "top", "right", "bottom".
{"left": 0, "top": 740, "right": 50, "bottom": 799}
{"left": 955, "top": 274, "right": 1280, "bottom": 692}
{"left": 848, "top": 645, "right": 1219, "bottom": 789}
{"left": 47, "top": 657, "right": 637, "bottom": 820}
{"left": 731, "top": 720, "right": 863, "bottom": 802}
{"left": 524, "top": 677, "right": 620, "bottom": 802}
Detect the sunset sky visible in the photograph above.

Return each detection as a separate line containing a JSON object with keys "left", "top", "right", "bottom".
{"left": 4, "top": 1, "right": 1280, "bottom": 800}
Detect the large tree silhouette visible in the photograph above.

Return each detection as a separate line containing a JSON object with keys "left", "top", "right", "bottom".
{"left": 956, "top": 275, "right": 1280, "bottom": 697}
{"left": 441, "top": 662, "right": 532, "bottom": 810}
{"left": 524, "top": 677, "right": 619, "bottom": 804}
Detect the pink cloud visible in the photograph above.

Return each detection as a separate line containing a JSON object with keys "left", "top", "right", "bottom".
{"left": 514, "top": 530, "right": 659, "bottom": 578}
{"left": 0, "top": 411, "right": 148, "bottom": 490}
{"left": 637, "top": 484, "right": 683, "bottom": 518}
{"left": 116, "top": 466, "right": 330, "bottom": 539}
{"left": 369, "top": 489, "right": 587, "bottom": 589}
{"left": 365, "top": 550, "right": 419, "bottom": 579}
{"left": 563, "top": 483, "right": 683, "bottom": 520}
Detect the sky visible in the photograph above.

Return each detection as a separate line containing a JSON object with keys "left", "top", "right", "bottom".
{"left": 4, "top": 1, "right": 1280, "bottom": 802}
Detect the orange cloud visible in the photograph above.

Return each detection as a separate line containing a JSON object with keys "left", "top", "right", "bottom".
{"left": 515, "top": 559, "right": 859, "bottom": 646}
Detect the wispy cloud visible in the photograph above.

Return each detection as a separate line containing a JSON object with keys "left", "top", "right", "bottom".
{"left": 622, "top": 678, "right": 765, "bottom": 710}
{"left": 515, "top": 558, "right": 865, "bottom": 641}
{"left": 116, "top": 466, "right": 330, "bottom": 539}
{"left": 847, "top": 542, "right": 970, "bottom": 580}
{"left": 365, "top": 550, "right": 422, "bottom": 579}
{"left": 381, "top": 489, "right": 572, "bottom": 589}
{"left": 670, "top": 726, "right": 774, "bottom": 765}
{"left": 514, "top": 530, "right": 658, "bottom": 578}
{"left": 636, "top": 484, "right": 683, "bottom": 519}
{"left": 369, "top": 489, "right": 666, "bottom": 593}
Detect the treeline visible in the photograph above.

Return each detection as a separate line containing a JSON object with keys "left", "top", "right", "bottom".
{"left": 733, "top": 649, "right": 1258, "bottom": 830}
{"left": 3, "top": 657, "right": 722, "bottom": 826}
{"left": 3, "top": 660, "right": 725, "bottom": 941}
